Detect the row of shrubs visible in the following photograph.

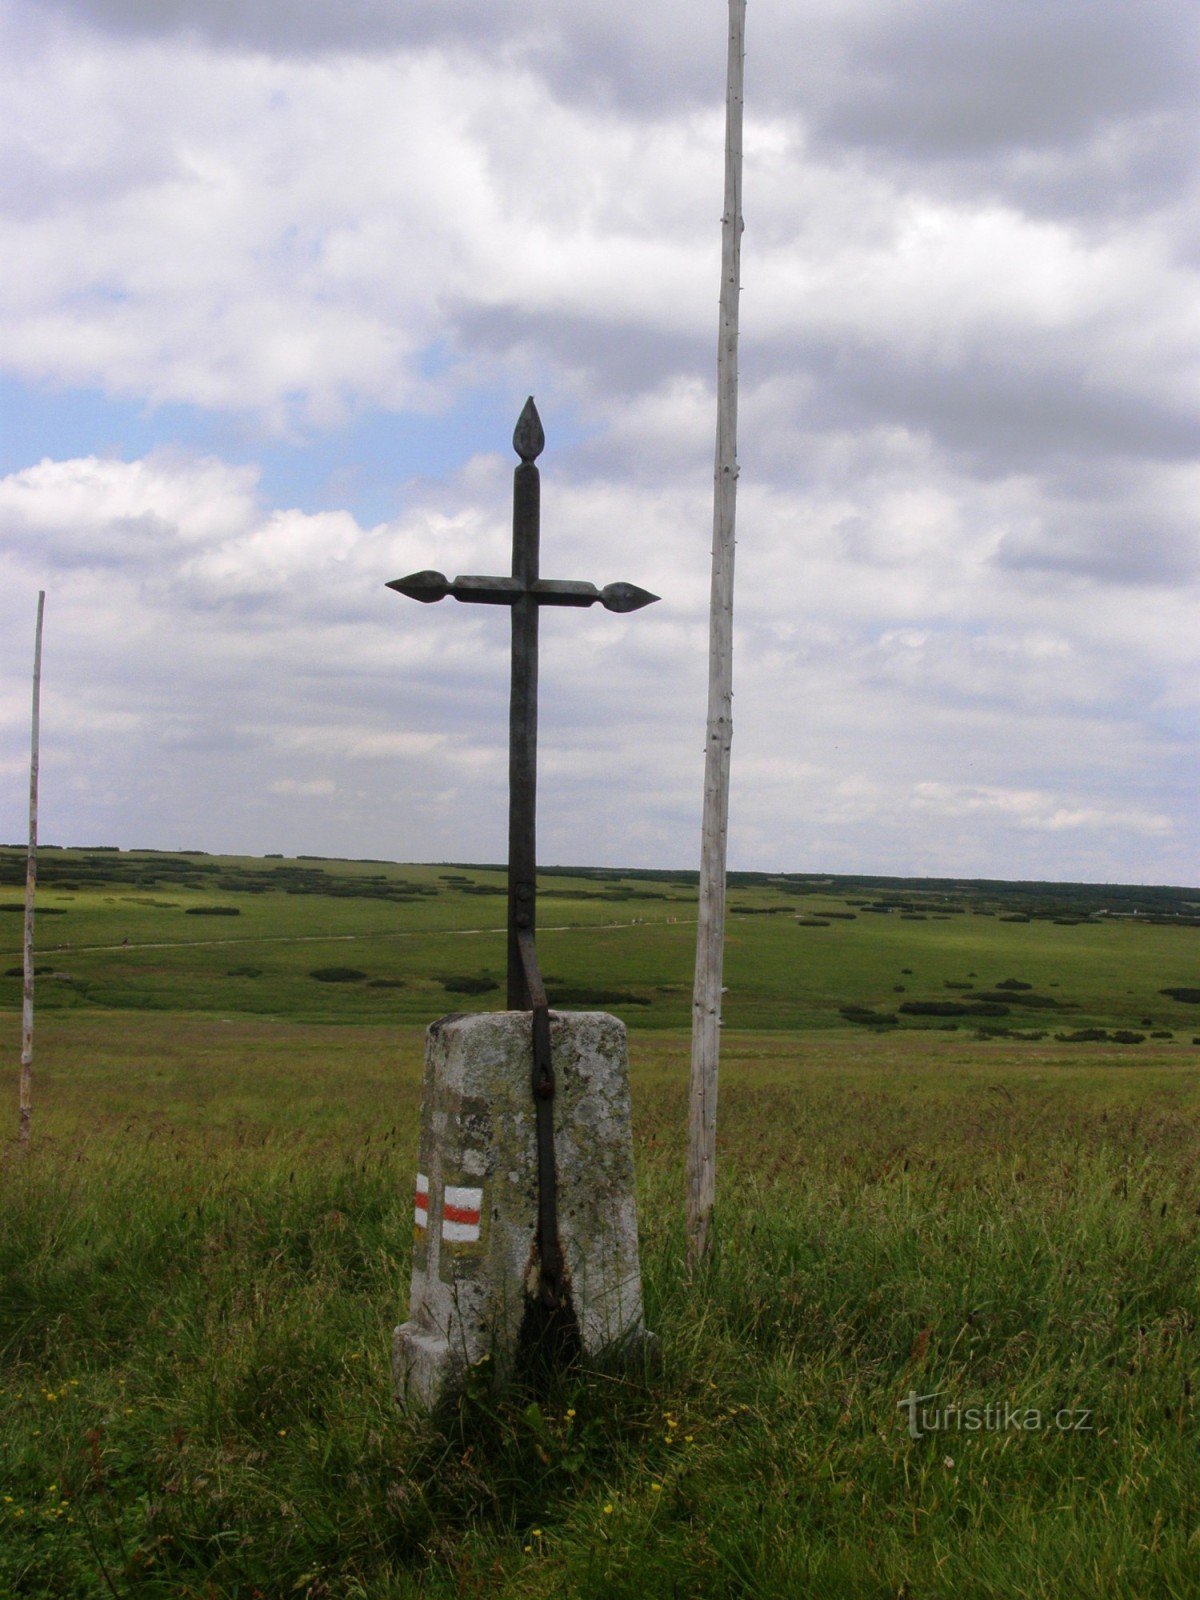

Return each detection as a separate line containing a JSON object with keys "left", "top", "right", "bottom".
{"left": 1055, "top": 1029, "right": 1147, "bottom": 1044}
{"left": 302, "top": 968, "right": 650, "bottom": 1007}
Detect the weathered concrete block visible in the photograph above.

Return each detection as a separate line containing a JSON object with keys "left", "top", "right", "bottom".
{"left": 394, "top": 1010, "right": 648, "bottom": 1409}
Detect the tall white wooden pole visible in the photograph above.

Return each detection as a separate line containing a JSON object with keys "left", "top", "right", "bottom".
{"left": 19, "top": 591, "right": 45, "bottom": 1150}
{"left": 687, "top": 0, "right": 744, "bottom": 1264}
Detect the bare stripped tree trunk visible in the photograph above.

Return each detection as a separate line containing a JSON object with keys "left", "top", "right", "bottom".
{"left": 19, "top": 591, "right": 45, "bottom": 1150}
{"left": 687, "top": 0, "right": 745, "bottom": 1265}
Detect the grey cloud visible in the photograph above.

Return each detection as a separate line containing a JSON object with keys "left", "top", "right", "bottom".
{"left": 449, "top": 303, "right": 709, "bottom": 405}
{"left": 774, "top": 2, "right": 1200, "bottom": 228}
{"left": 749, "top": 336, "right": 1200, "bottom": 478}
{"left": 33, "top": 0, "right": 724, "bottom": 109}
{"left": 7, "top": 510, "right": 180, "bottom": 570}
{"left": 0, "top": 135, "right": 176, "bottom": 220}
{"left": 983, "top": 121, "right": 1199, "bottom": 227}
{"left": 34, "top": 0, "right": 461, "bottom": 54}
{"left": 29, "top": 0, "right": 1200, "bottom": 200}
{"left": 994, "top": 504, "right": 1200, "bottom": 588}
{"left": 844, "top": 106, "right": 1200, "bottom": 230}
{"left": 37, "top": 0, "right": 1199, "bottom": 133}
{"left": 805, "top": 1, "right": 1200, "bottom": 159}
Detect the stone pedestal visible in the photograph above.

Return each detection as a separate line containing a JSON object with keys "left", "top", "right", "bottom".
{"left": 394, "top": 1010, "right": 648, "bottom": 1409}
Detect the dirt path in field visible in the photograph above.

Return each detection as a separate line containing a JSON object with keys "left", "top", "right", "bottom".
{"left": 25, "top": 916, "right": 696, "bottom": 957}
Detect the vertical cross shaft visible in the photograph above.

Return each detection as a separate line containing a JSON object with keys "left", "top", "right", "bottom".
{"left": 507, "top": 410, "right": 559, "bottom": 1306}
{"left": 507, "top": 436, "right": 540, "bottom": 1009}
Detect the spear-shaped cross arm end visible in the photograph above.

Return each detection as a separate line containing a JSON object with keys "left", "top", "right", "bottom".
{"left": 513, "top": 397, "right": 545, "bottom": 463}
{"left": 600, "top": 582, "right": 659, "bottom": 613}
{"left": 386, "top": 570, "right": 450, "bottom": 603}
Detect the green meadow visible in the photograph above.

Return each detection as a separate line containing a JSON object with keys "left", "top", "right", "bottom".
{"left": 2, "top": 849, "right": 1199, "bottom": 1596}
{"left": 3, "top": 847, "right": 1199, "bottom": 1035}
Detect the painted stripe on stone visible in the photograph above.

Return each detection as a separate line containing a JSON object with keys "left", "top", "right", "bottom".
{"left": 442, "top": 1184, "right": 483, "bottom": 1243}
{"left": 414, "top": 1172, "right": 430, "bottom": 1228}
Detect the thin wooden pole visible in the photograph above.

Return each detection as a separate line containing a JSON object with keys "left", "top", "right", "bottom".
{"left": 19, "top": 591, "right": 45, "bottom": 1150}
{"left": 687, "top": 0, "right": 745, "bottom": 1264}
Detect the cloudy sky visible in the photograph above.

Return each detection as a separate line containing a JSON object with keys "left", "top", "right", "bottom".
{"left": 2, "top": 0, "right": 1199, "bottom": 884}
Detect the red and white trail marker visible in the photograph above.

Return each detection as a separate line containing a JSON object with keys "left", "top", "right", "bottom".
{"left": 442, "top": 1185, "right": 483, "bottom": 1244}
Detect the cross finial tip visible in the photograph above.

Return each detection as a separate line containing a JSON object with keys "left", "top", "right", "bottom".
{"left": 513, "top": 396, "right": 545, "bottom": 462}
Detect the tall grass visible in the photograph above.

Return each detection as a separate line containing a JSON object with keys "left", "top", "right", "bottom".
{"left": 3, "top": 1025, "right": 1198, "bottom": 1596}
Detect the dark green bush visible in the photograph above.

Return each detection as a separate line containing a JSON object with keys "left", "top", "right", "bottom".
{"left": 441, "top": 975, "right": 499, "bottom": 995}
{"left": 839, "top": 1005, "right": 898, "bottom": 1026}
{"left": 899, "top": 1001, "right": 1010, "bottom": 1018}
{"left": 976, "top": 991, "right": 1063, "bottom": 1009}
{"left": 552, "top": 985, "right": 651, "bottom": 1007}
{"left": 309, "top": 967, "right": 368, "bottom": 983}
{"left": 1160, "top": 987, "right": 1200, "bottom": 1004}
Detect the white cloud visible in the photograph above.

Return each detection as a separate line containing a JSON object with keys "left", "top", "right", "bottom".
{"left": 0, "top": 29, "right": 722, "bottom": 428}
{"left": 1, "top": 0, "right": 1199, "bottom": 882}
{"left": 2, "top": 438, "right": 1195, "bottom": 880}
{"left": 910, "top": 781, "right": 1172, "bottom": 837}
{"left": 269, "top": 777, "right": 335, "bottom": 797}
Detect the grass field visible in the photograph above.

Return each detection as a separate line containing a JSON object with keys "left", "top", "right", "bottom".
{"left": 2, "top": 850, "right": 1199, "bottom": 1596}
{"left": 3, "top": 848, "right": 1200, "bottom": 1037}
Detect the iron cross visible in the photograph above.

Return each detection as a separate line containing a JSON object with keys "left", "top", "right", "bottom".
{"left": 387, "top": 397, "right": 658, "bottom": 1009}
{"left": 388, "top": 398, "right": 657, "bottom": 1311}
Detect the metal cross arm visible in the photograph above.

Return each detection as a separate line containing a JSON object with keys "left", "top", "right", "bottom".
{"left": 389, "top": 571, "right": 657, "bottom": 613}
